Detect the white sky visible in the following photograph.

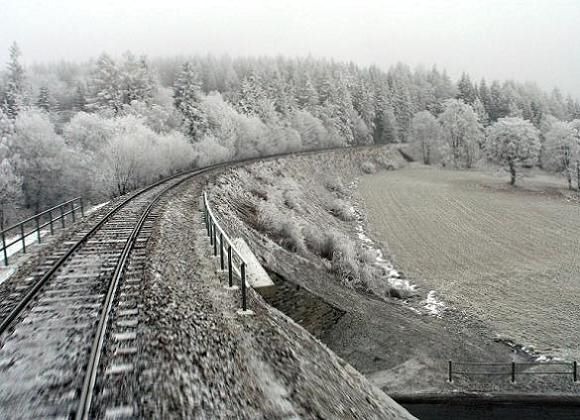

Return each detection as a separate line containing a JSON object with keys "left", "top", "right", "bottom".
{"left": 1, "top": 0, "right": 579, "bottom": 98}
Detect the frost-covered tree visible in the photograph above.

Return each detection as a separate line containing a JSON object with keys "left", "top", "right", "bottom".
{"left": 456, "top": 72, "right": 477, "bottom": 106}
{"left": 378, "top": 105, "right": 399, "bottom": 144}
{"left": 88, "top": 53, "right": 123, "bottom": 115}
{"left": 438, "top": 99, "right": 483, "bottom": 168}
{"left": 0, "top": 158, "right": 21, "bottom": 229}
{"left": 485, "top": 117, "right": 540, "bottom": 185}
{"left": 543, "top": 121, "right": 577, "bottom": 189}
{"left": 3, "top": 42, "right": 26, "bottom": 118}
{"left": 173, "top": 62, "right": 208, "bottom": 140}
{"left": 10, "top": 110, "right": 69, "bottom": 210}
{"left": 36, "top": 86, "right": 52, "bottom": 112}
{"left": 409, "top": 111, "right": 441, "bottom": 164}
{"left": 63, "top": 112, "right": 115, "bottom": 152}
{"left": 121, "top": 52, "right": 155, "bottom": 104}
{"left": 0, "top": 128, "right": 21, "bottom": 229}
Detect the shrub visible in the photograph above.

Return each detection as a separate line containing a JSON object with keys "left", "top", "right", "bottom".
{"left": 325, "top": 198, "right": 355, "bottom": 221}
{"left": 361, "top": 161, "right": 376, "bottom": 174}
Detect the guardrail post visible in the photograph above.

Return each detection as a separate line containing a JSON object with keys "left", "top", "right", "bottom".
{"left": 49, "top": 210, "right": 54, "bottom": 235}
{"left": 71, "top": 202, "right": 76, "bottom": 222}
{"left": 80, "top": 198, "right": 84, "bottom": 217}
{"left": 574, "top": 361, "right": 577, "bottom": 382}
{"left": 60, "top": 205, "right": 65, "bottom": 228}
{"left": 448, "top": 361, "right": 453, "bottom": 382}
{"left": 213, "top": 226, "right": 218, "bottom": 256}
{"left": 511, "top": 362, "right": 516, "bottom": 383}
{"left": 35, "top": 216, "right": 41, "bottom": 244}
{"left": 241, "top": 262, "right": 247, "bottom": 311}
{"left": 1, "top": 231, "right": 7, "bottom": 266}
{"left": 204, "top": 204, "right": 210, "bottom": 236}
{"left": 209, "top": 221, "right": 213, "bottom": 245}
{"left": 20, "top": 224, "right": 26, "bottom": 254}
{"left": 228, "top": 245, "right": 233, "bottom": 287}
{"left": 219, "top": 233, "right": 224, "bottom": 270}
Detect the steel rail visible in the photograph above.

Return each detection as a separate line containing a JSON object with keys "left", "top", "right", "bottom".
{"left": 0, "top": 169, "right": 197, "bottom": 336}
{"left": 74, "top": 169, "right": 204, "bottom": 420}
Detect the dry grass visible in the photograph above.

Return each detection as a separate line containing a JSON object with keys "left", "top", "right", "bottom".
{"left": 210, "top": 146, "right": 407, "bottom": 294}
{"left": 360, "top": 166, "right": 580, "bottom": 360}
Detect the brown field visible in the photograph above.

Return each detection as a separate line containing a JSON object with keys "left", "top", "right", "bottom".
{"left": 359, "top": 165, "right": 580, "bottom": 360}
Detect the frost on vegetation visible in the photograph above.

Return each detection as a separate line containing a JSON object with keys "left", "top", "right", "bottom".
{"left": 212, "top": 152, "right": 418, "bottom": 298}
{"left": 324, "top": 198, "right": 356, "bottom": 221}
{"left": 361, "top": 161, "right": 377, "bottom": 174}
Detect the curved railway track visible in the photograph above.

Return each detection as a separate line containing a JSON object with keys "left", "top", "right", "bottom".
{"left": 0, "top": 145, "right": 379, "bottom": 419}
{"left": 0, "top": 166, "right": 212, "bottom": 419}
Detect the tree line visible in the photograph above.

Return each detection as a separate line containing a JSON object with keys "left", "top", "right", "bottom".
{"left": 1, "top": 41, "right": 579, "bottom": 228}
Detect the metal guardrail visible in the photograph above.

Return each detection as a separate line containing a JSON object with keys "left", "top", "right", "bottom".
{"left": 448, "top": 360, "right": 578, "bottom": 383}
{"left": 1, "top": 197, "right": 84, "bottom": 266}
{"left": 202, "top": 192, "right": 250, "bottom": 312}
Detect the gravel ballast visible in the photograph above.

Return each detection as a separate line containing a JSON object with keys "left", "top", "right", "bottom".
{"left": 137, "top": 176, "right": 415, "bottom": 419}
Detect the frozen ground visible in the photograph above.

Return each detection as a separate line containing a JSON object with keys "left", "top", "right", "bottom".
{"left": 360, "top": 166, "right": 580, "bottom": 362}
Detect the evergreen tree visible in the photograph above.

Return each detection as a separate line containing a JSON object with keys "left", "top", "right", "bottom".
{"left": 36, "top": 86, "right": 51, "bottom": 112}
{"left": 121, "top": 52, "right": 155, "bottom": 104}
{"left": 173, "top": 62, "right": 208, "bottom": 140}
{"left": 72, "top": 83, "right": 87, "bottom": 112}
{"left": 4, "top": 42, "right": 26, "bottom": 118}
{"left": 379, "top": 105, "right": 399, "bottom": 144}
{"left": 295, "top": 75, "right": 319, "bottom": 111}
{"left": 478, "top": 79, "right": 492, "bottom": 117}
{"left": 88, "top": 53, "right": 123, "bottom": 114}
{"left": 456, "top": 73, "right": 477, "bottom": 106}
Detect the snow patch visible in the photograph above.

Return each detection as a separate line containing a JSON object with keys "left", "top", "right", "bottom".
{"left": 232, "top": 237, "right": 274, "bottom": 288}
{"left": 0, "top": 266, "right": 16, "bottom": 285}
{"left": 3, "top": 230, "right": 49, "bottom": 260}
{"left": 86, "top": 200, "right": 110, "bottom": 215}
{"left": 421, "top": 290, "right": 446, "bottom": 317}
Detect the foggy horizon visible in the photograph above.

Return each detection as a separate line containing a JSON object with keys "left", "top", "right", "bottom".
{"left": 1, "top": 0, "right": 579, "bottom": 99}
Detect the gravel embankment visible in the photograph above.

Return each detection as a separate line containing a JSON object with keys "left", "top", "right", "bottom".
{"left": 137, "top": 176, "right": 415, "bottom": 419}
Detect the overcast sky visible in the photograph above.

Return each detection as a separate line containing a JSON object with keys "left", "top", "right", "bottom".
{"left": 1, "top": 0, "right": 579, "bottom": 98}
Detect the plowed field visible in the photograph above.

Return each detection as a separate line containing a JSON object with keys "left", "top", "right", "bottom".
{"left": 360, "top": 166, "right": 580, "bottom": 360}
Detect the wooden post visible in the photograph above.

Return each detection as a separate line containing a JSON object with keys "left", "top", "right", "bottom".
{"left": 20, "top": 224, "right": 26, "bottom": 254}
{"left": 1, "top": 230, "right": 7, "bottom": 266}
{"left": 36, "top": 217, "right": 41, "bottom": 244}
{"left": 448, "top": 361, "right": 453, "bottom": 383}
{"left": 228, "top": 246, "right": 233, "bottom": 287}
{"left": 71, "top": 202, "right": 76, "bottom": 222}
{"left": 80, "top": 198, "right": 84, "bottom": 217}
{"left": 576, "top": 160, "right": 580, "bottom": 192}
{"left": 511, "top": 362, "right": 516, "bottom": 383}
{"left": 213, "top": 226, "right": 218, "bottom": 256}
{"left": 60, "top": 205, "right": 65, "bottom": 228}
{"left": 49, "top": 211, "right": 54, "bottom": 235}
{"left": 219, "top": 233, "right": 225, "bottom": 270}
{"left": 241, "top": 263, "right": 247, "bottom": 311}
{"left": 573, "top": 361, "right": 577, "bottom": 382}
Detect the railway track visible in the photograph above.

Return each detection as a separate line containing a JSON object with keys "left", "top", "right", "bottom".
{"left": 0, "top": 168, "right": 208, "bottom": 419}
{"left": 0, "top": 145, "right": 379, "bottom": 419}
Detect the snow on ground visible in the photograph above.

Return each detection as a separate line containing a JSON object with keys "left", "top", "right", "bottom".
{"left": 86, "top": 201, "right": 109, "bottom": 215}
{"left": 3, "top": 230, "right": 49, "bottom": 261}
{"left": 0, "top": 266, "right": 16, "bottom": 286}
{"left": 353, "top": 195, "right": 447, "bottom": 317}
{"left": 232, "top": 237, "right": 274, "bottom": 288}
{"left": 421, "top": 290, "right": 446, "bottom": 317}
